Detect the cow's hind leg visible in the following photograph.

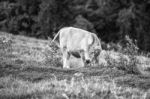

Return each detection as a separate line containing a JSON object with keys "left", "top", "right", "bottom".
{"left": 62, "top": 49, "right": 70, "bottom": 69}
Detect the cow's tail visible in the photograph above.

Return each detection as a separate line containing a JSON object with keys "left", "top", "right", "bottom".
{"left": 49, "top": 31, "right": 60, "bottom": 47}
{"left": 50, "top": 31, "right": 60, "bottom": 44}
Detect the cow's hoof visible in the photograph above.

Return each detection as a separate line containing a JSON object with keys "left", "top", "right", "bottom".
{"left": 63, "top": 66, "right": 70, "bottom": 69}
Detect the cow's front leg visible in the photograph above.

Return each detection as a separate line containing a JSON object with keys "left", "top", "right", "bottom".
{"left": 80, "top": 50, "right": 86, "bottom": 67}
{"left": 62, "top": 50, "right": 70, "bottom": 69}
{"left": 84, "top": 50, "right": 91, "bottom": 65}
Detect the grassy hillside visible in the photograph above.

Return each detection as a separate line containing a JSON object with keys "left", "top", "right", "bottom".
{"left": 0, "top": 32, "right": 150, "bottom": 99}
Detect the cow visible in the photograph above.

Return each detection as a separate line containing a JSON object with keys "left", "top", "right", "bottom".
{"left": 50, "top": 27, "right": 102, "bottom": 68}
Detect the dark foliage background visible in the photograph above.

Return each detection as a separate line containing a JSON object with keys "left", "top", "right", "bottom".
{"left": 0, "top": 0, "right": 150, "bottom": 51}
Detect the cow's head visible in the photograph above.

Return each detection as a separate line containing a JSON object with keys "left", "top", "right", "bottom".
{"left": 91, "top": 45, "right": 102, "bottom": 65}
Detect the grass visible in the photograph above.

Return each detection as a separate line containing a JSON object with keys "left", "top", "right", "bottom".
{"left": 0, "top": 75, "right": 149, "bottom": 99}
{"left": 0, "top": 32, "right": 150, "bottom": 99}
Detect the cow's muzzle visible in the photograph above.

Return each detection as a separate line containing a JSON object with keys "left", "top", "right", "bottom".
{"left": 85, "top": 59, "right": 91, "bottom": 64}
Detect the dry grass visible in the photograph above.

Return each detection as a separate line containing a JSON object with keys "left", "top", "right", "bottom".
{"left": 0, "top": 32, "right": 150, "bottom": 99}
{"left": 0, "top": 75, "right": 149, "bottom": 99}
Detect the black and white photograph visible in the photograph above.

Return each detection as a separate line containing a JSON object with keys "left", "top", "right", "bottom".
{"left": 0, "top": 0, "right": 150, "bottom": 99}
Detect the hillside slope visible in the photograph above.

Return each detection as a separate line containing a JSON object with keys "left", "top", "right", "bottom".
{"left": 0, "top": 32, "right": 150, "bottom": 99}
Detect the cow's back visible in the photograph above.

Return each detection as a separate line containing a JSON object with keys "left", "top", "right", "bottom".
{"left": 59, "top": 27, "right": 92, "bottom": 51}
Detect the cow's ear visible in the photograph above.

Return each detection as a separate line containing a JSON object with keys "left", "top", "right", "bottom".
{"left": 87, "top": 34, "right": 94, "bottom": 45}
{"left": 89, "top": 33, "right": 95, "bottom": 45}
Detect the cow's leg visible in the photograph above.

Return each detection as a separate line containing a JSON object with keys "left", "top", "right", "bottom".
{"left": 66, "top": 51, "right": 70, "bottom": 68}
{"left": 62, "top": 49, "right": 70, "bottom": 69}
{"left": 80, "top": 50, "right": 86, "bottom": 67}
{"left": 84, "top": 50, "right": 91, "bottom": 64}
{"left": 82, "top": 44, "right": 91, "bottom": 65}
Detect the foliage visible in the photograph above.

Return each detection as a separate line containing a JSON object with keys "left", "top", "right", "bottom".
{"left": 0, "top": 0, "right": 150, "bottom": 51}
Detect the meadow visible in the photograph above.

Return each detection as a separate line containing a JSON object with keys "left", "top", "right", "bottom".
{"left": 0, "top": 32, "right": 150, "bottom": 99}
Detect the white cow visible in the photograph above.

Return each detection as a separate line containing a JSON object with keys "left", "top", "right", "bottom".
{"left": 51, "top": 27, "right": 102, "bottom": 68}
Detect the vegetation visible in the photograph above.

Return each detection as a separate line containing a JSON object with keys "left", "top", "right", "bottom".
{"left": 0, "top": 0, "right": 150, "bottom": 51}
{"left": 0, "top": 1, "right": 150, "bottom": 98}
{"left": 0, "top": 32, "right": 150, "bottom": 99}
